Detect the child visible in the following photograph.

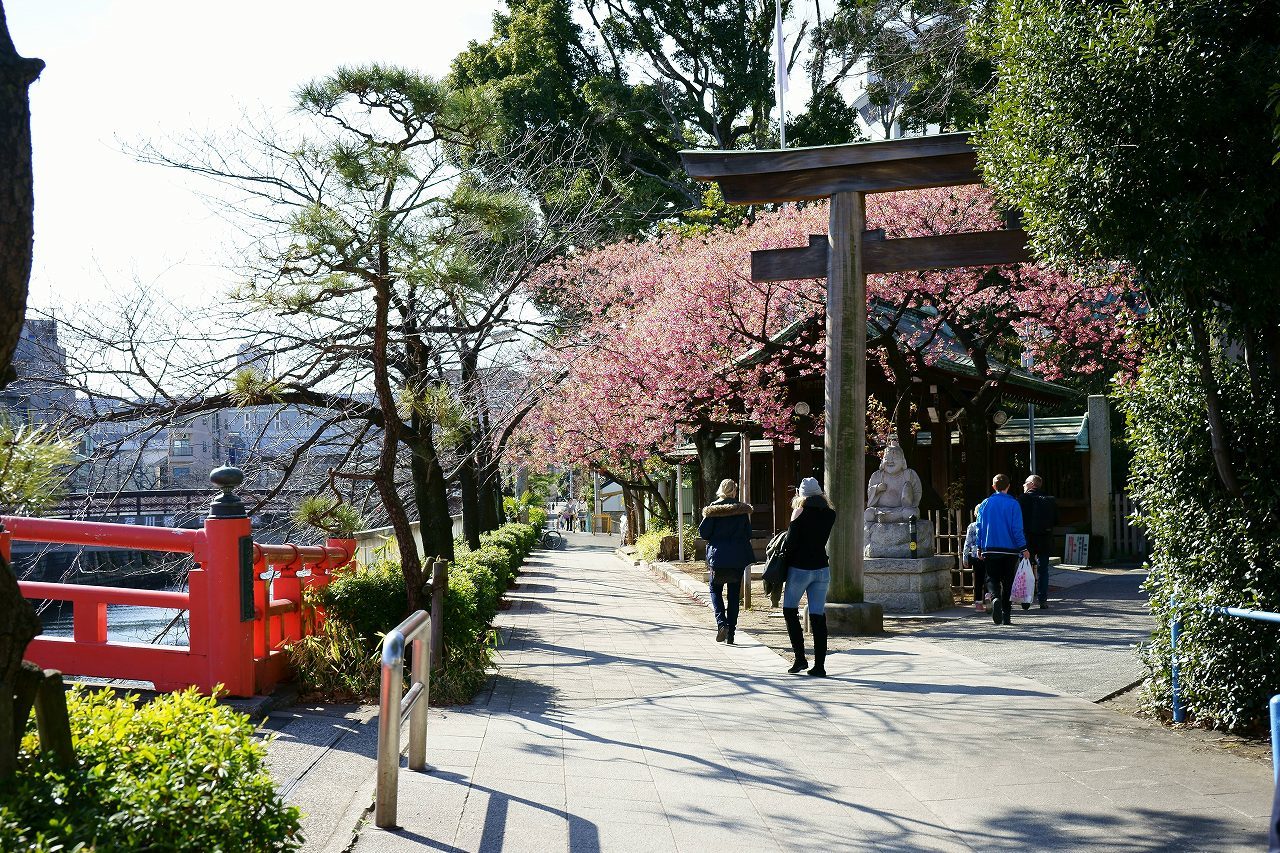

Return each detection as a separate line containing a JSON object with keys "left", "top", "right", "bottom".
{"left": 962, "top": 517, "right": 988, "bottom": 612}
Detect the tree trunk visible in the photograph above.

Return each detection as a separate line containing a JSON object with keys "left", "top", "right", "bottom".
{"left": 477, "top": 437, "right": 502, "bottom": 533}
{"left": 0, "top": 3, "right": 44, "bottom": 779}
{"left": 457, "top": 428, "right": 482, "bottom": 550}
{"left": 1, "top": 555, "right": 39, "bottom": 778}
{"left": 691, "top": 427, "right": 733, "bottom": 511}
{"left": 407, "top": 422, "right": 456, "bottom": 566}
{"left": 0, "top": 3, "right": 40, "bottom": 388}
{"left": 1188, "top": 309, "right": 1243, "bottom": 499}
{"left": 959, "top": 410, "right": 992, "bottom": 514}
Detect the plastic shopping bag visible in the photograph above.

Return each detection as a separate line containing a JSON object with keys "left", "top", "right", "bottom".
{"left": 1011, "top": 557, "right": 1036, "bottom": 605}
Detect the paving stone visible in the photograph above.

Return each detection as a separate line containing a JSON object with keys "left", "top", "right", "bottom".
{"left": 342, "top": 535, "right": 1273, "bottom": 853}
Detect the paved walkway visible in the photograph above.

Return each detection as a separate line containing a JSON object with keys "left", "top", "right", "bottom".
{"left": 916, "top": 569, "right": 1153, "bottom": 701}
{"left": 326, "top": 536, "right": 1272, "bottom": 852}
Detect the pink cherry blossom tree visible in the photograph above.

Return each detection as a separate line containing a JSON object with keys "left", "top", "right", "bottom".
{"left": 515, "top": 184, "right": 1141, "bottom": 520}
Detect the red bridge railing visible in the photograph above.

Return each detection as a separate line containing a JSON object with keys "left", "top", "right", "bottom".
{"left": 12, "top": 467, "right": 355, "bottom": 698}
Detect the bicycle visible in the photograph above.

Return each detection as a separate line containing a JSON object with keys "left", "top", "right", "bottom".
{"left": 541, "top": 527, "right": 566, "bottom": 550}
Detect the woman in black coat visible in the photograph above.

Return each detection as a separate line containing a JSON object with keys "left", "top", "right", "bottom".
{"left": 782, "top": 477, "right": 836, "bottom": 677}
{"left": 698, "top": 478, "right": 753, "bottom": 645}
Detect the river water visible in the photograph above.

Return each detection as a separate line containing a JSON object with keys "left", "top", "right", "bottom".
{"left": 39, "top": 595, "right": 188, "bottom": 647}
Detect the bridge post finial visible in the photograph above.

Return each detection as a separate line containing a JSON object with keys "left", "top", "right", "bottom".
{"left": 208, "top": 466, "right": 247, "bottom": 519}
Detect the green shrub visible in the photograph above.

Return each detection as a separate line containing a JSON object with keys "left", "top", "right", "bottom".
{"left": 454, "top": 553, "right": 500, "bottom": 624}
{"left": 527, "top": 506, "right": 548, "bottom": 529}
{"left": 318, "top": 559, "right": 407, "bottom": 646}
{"left": 287, "top": 614, "right": 380, "bottom": 698}
{"left": 288, "top": 522, "right": 538, "bottom": 706}
{"left": 472, "top": 543, "right": 515, "bottom": 586}
{"left": 1120, "top": 317, "right": 1280, "bottom": 731}
{"left": 0, "top": 687, "right": 302, "bottom": 852}
{"left": 635, "top": 526, "right": 673, "bottom": 563}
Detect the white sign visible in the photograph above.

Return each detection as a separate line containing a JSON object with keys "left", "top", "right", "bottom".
{"left": 1064, "top": 534, "right": 1089, "bottom": 566}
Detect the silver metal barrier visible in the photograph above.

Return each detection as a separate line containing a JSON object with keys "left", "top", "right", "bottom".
{"left": 375, "top": 608, "right": 431, "bottom": 829}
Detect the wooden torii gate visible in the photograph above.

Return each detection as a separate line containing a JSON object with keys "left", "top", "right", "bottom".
{"left": 680, "top": 132, "right": 1031, "bottom": 632}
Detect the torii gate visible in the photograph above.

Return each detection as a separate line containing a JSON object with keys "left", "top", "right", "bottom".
{"left": 680, "top": 132, "right": 1031, "bottom": 632}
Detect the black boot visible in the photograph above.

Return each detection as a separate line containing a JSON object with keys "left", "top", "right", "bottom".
{"left": 808, "top": 614, "right": 827, "bottom": 677}
{"left": 783, "top": 607, "right": 807, "bottom": 673}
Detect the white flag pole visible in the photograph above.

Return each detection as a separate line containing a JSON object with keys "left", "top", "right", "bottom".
{"left": 774, "top": 0, "right": 788, "bottom": 148}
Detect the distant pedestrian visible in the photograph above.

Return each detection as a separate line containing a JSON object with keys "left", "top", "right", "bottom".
{"left": 698, "top": 479, "right": 753, "bottom": 645}
{"left": 781, "top": 477, "right": 836, "bottom": 677}
{"left": 976, "top": 474, "right": 1031, "bottom": 626}
{"left": 962, "top": 517, "right": 987, "bottom": 612}
{"left": 561, "top": 505, "right": 573, "bottom": 531}
{"left": 1019, "top": 474, "right": 1057, "bottom": 609}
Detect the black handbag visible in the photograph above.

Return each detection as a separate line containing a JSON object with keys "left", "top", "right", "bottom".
{"left": 762, "top": 531, "right": 788, "bottom": 595}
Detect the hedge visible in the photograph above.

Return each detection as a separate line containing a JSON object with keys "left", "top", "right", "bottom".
{"left": 0, "top": 687, "right": 302, "bottom": 852}
{"left": 289, "top": 521, "right": 539, "bottom": 704}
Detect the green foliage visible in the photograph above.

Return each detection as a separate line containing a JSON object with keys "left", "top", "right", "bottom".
{"left": 229, "top": 368, "right": 284, "bottom": 407}
{"left": 527, "top": 505, "right": 548, "bottom": 529}
{"left": 977, "top": 0, "right": 1280, "bottom": 321}
{"left": 808, "top": 0, "right": 989, "bottom": 137}
{"left": 1119, "top": 313, "right": 1280, "bottom": 731}
{"left": 0, "top": 687, "right": 301, "bottom": 852}
{"left": 317, "top": 559, "right": 408, "bottom": 648}
{"left": 0, "top": 421, "right": 74, "bottom": 515}
{"left": 398, "top": 383, "right": 469, "bottom": 450}
{"left": 287, "top": 613, "right": 381, "bottom": 698}
{"left": 289, "top": 523, "right": 538, "bottom": 705}
{"left": 449, "top": 0, "right": 690, "bottom": 232}
{"left": 978, "top": 0, "right": 1280, "bottom": 730}
{"left": 293, "top": 495, "right": 364, "bottom": 537}
{"left": 661, "top": 186, "right": 748, "bottom": 237}
{"left": 634, "top": 525, "right": 672, "bottom": 563}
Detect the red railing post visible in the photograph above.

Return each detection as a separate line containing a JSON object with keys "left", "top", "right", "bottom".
{"left": 198, "top": 467, "right": 255, "bottom": 698}
{"left": 275, "top": 546, "right": 303, "bottom": 646}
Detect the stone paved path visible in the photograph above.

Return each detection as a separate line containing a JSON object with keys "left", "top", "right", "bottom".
{"left": 915, "top": 569, "right": 1153, "bottom": 701}
{"left": 343, "top": 536, "right": 1272, "bottom": 853}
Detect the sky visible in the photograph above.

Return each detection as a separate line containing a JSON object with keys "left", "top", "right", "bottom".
{"left": 7, "top": 1, "right": 503, "bottom": 313}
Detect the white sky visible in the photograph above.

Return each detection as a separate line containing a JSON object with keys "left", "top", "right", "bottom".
{"left": 7, "top": 1, "right": 503, "bottom": 313}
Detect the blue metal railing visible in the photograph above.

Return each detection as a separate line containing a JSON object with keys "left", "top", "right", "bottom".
{"left": 1170, "top": 604, "right": 1280, "bottom": 785}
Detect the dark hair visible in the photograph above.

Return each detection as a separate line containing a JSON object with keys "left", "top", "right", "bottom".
{"left": 992, "top": 473, "right": 1010, "bottom": 491}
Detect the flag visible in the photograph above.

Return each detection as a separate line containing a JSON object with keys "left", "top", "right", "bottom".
{"left": 774, "top": 0, "right": 788, "bottom": 96}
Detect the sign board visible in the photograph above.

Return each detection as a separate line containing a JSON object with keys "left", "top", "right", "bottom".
{"left": 1064, "top": 534, "right": 1090, "bottom": 566}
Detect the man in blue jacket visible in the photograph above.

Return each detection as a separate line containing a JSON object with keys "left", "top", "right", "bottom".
{"left": 976, "top": 473, "right": 1031, "bottom": 626}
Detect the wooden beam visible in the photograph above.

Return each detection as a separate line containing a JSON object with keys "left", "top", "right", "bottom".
{"left": 717, "top": 152, "right": 980, "bottom": 204}
{"left": 680, "top": 132, "right": 974, "bottom": 179}
{"left": 752, "top": 236, "right": 829, "bottom": 282}
{"left": 750, "top": 229, "right": 1032, "bottom": 282}
{"left": 863, "top": 229, "right": 1031, "bottom": 273}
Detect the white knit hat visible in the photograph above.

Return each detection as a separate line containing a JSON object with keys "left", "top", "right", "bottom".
{"left": 798, "top": 477, "right": 823, "bottom": 497}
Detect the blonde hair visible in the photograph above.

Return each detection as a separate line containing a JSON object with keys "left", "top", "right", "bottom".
{"left": 716, "top": 479, "right": 739, "bottom": 499}
{"left": 792, "top": 491, "right": 833, "bottom": 511}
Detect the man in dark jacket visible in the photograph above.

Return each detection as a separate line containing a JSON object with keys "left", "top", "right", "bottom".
{"left": 698, "top": 478, "right": 753, "bottom": 644}
{"left": 1019, "top": 474, "right": 1057, "bottom": 609}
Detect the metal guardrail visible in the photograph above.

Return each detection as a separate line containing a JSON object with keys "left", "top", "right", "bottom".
{"left": 1171, "top": 604, "right": 1280, "bottom": 785}
{"left": 375, "top": 608, "right": 432, "bottom": 829}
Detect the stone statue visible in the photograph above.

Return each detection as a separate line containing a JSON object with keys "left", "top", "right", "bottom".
{"left": 864, "top": 443, "right": 922, "bottom": 524}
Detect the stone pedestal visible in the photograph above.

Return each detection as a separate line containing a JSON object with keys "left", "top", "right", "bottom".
{"left": 863, "top": 555, "right": 955, "bottom": 613}
{"left": 821, "top": 601, "right": 884, "bottom": 635}
{"left": 864, "top": 519, "right": 935, "bottom": 558}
